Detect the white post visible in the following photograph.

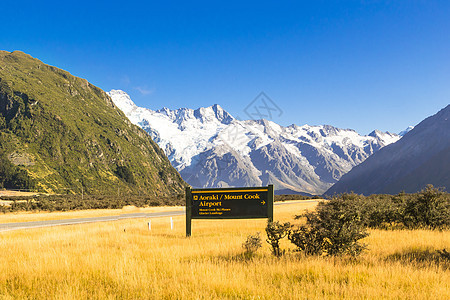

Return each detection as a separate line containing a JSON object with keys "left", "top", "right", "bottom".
{"left": 148, "top": 220, "right": 151, "bottom": 230}
{"left": 170, "top": 217, "right": 173, "bottom": 230}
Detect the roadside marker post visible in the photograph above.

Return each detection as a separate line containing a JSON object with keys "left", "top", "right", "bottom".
{"left": 185, "top": 185, "right": 274, "bottom": 237}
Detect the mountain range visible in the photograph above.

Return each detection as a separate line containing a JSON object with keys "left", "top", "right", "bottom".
{"left": 2, "top": 51, "right": 444, "bottom": 197}
{"left": 109, "top": 90, "right": 404, "bottom": 195}
{"left": 0, "top": 51, "right": 185, "bottom": 195}
{"left": 326, "top": 104, "right": 450, "bottom": 195}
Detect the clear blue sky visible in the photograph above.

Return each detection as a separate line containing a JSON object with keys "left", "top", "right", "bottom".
{"left": 2, "top": 1, "right": 449, "bottom": 134}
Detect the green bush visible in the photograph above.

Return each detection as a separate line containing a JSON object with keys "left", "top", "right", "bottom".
{"left": 357, "top": 194, "right": 404, "bottom": 229}
{"left": 403, "top": 185, "right": 450, "bottom": 229}
{"left": 329, "top": 186, "right": 449, "bottom": 230}
{"left": 287, "top": 223, "right": 327, "bottom": 256}
{"left": 289, "top": 197, "right": 368, "bottom": 256}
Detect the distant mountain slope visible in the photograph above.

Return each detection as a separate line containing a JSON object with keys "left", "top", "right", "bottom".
{"left": 326, "top": 105, "right": 450, "bottom": 195}
{"left": 0, "top": 51, "right": 185, "bottom": 195}
{"left": 109, "top": 90, "right": 400, "bottom": 195}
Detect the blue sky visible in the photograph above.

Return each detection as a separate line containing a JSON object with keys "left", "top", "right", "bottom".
{"left": 1, "top": 1, "right": 449, "bottom": 134}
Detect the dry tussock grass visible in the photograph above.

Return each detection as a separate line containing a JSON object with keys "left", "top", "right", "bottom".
{"left": 0, "top": 206, "right": 184, "bottom": 224}
{"left": 0, "top": 201, "right": 448, "bottom": 299}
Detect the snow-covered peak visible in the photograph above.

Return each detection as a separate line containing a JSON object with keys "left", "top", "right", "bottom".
{"left": 155, "top": 104, "right": 234, "bottom": 126}
{"left": 399, "top": 126, "right": 414, "bottom": 136}
{"left": 108, "top": 89, "right": 404, "bottom": 194}
{"left": 194, "top": 104, "right": 234, "bottom": 124}
{"left": 368, "top": 130, "right": 400, "bottom": 146}
{"left": 107, "top": 89, "right": 137, "bottom": 115}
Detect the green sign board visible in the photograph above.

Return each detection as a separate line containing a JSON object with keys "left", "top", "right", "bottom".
{"left": 185, "top": 185, "right": 273, "bottom": 236}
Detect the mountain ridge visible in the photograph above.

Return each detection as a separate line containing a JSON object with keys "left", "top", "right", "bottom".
{"left": 109, "top": 89, "right": 402, "bottom": 194}
{"left": 325, "top": 104, "right": 450, "bottom": 195}
{"left": 0, "top": 51, "right": 185, "bottom": 195}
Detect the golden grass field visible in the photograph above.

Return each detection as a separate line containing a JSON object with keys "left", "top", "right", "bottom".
{"left": 0, "top": 201, "right": 449, "bottom": 299}
{"left": 0, "top": 205, "right": 185, "bottom": 224}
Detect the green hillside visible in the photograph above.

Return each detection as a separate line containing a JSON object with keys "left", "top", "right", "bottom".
{"left": 0, "top": 50, "right": 186, "bottom": 196}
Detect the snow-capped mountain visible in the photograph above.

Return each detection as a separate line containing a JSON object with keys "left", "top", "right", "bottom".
{"left": 108, "top": 90, "right": 401, "bottom": 195}
{"left": 399, "top": 126, "right": 415, "bottom": 136}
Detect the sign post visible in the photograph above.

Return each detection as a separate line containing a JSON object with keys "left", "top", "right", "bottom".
{"left": 268, "top": 184, "right": 274, "bottom": 223}
{"left": 186, "top": 187, "right": 192, "bottom": 237}
{"left": 185, "top": 185, "right": 274, "bottom": 237}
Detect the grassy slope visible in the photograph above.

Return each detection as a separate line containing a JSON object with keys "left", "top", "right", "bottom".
{"left": 0, "top": 51, "right": 185, "bottom": 195}
{"left": 0, "top": 202, "right": 448, "bottom": 299}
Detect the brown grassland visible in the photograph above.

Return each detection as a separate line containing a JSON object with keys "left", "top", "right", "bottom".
{"left": 0, "top": 201, "right": 448, "bottom": 299}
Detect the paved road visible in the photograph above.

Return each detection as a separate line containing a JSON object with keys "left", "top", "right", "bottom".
{"left": 0, "top": 200, "right": 318, "bottom": 232}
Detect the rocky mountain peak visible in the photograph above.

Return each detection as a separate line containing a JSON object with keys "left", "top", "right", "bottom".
{"left": 193, "top": 104, "right": 234, "bottom": 124}
{"left": 109, "top": 90, "right": 402, "bottom": 195}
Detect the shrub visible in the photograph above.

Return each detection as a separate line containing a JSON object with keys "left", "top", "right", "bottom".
{"left": 289, "top": 197, "right": 368, "bottom": 256}
{"left": 356, "top": 194, "right": 404, "bottom": 229}
{"left": 287, "top": 223, "right": 327, "bottom": 256}
{"left": 242, "top": 232, "right": 262, "bottom": 257}
{"left": 265, "top": 221, "right": 291, "bottom": 257}
{"left": 329, "top": 187, "right": 449, "bottom": 230}
{"left": 403, "top": 185, "right": 450, "bottom": 229}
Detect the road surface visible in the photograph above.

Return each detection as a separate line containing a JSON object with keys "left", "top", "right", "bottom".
{"left": 0, "top": 200, "right": 319, "bottom": 232}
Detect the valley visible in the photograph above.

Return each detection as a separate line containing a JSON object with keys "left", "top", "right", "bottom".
{"left": 1, "top": 2, "right": 450, "bottom": 299}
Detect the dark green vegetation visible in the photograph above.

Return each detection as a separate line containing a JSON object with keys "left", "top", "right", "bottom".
{"left": 0, "top": 194, "right": 184, "bottom": 213}
{"left": 0, "top": 152, "right": 35, "bottom": 189}
{"left": 288, "top": 197, "right": 369, "bottom": 256}
{"left": 265, "top": 185, "right": 449, "bottom": 257}
{"left": 337, "top": 185, "right": 450, "bottom": 230}
{"left": 265, "top": 199, "right": 368, "bottom": 257}
{"left": 0, "top": 51, "right": 185, "bottom": 195}
{"left": 265, "top": 221, "right": 291, "bottom": 257}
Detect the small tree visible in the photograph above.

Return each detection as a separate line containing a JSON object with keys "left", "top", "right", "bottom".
{"left": 266, "top": 221, "right": 291, "bottom": 257}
